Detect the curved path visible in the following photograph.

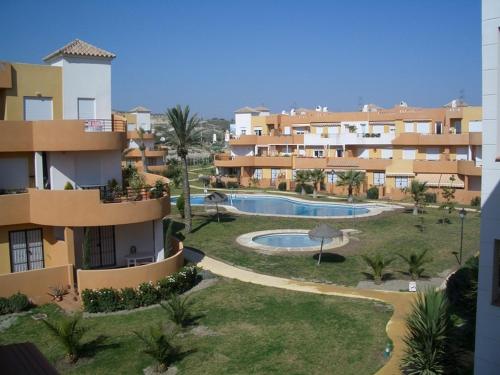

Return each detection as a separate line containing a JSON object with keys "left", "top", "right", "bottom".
{"left": 184, "top": 248, "right": 414, "bottom": 375}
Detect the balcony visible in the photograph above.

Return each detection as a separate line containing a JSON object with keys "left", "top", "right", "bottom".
{"left": 124, "top": 148, "right": 167, "bottom": 158}
{"left": 127, "top": 130, "right": 155, "bottom": 140}
{"left": 392, "top": 132, "right": 482, "bottom": 146}
{"left": 214, "top": 154, "right": 293, "bottom": 168}
{"left": 304, "top": 133, "right": 395, "bottom": 146}
{"left": 294, "top": 157, "right": 328, "bottom": 169}
{"left": 229, "top": 134, "right": 304, "bottom": 146}
{"left": 0, "top": 187, "right": 170, "bottom": 227}
{"left": 326, "top": 157, "right": 392, "bottom": 171}
{"left": 0, "top": 119, "right": 126, "bottom": 152}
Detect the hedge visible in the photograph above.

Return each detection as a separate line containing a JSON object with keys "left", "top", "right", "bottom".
{"left": 81, "top": 265, "right": 199, "bottom": 313}
{"left": 366, "top": 186, "right": 379, "bottom": 199}
{"left": 0, "top": 292, "right": 31, "bottom": 315}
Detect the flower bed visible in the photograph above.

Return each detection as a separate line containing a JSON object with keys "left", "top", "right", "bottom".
{"left": 81, "top": 266, "right": 198, "bottom": 313}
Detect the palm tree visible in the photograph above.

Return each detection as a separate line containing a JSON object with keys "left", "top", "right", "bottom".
{"left": 137, "top": 127, "right": 148, "bottom": 172}
{"left": 401, "top": 289, "right": 453, "bottom": 374}
{"left": 162, "top": 105, "right": 201, "bottom": 233}
{"left": 160, "top": 293, "right": 195, "bottom": 328}
{"left": 295, "top": 170, "right": 311, "bottom": 195}
{"left": 335, "top": 170, "right": 365, "bottom": 198}
{"left": 135, "top": 324, "right": 178, "bottom": 373}
{"left": 361, "top": 254, "right": 394, "bottom": 284}
{"left": 42, "top": 313, "right": 88, "bottom": 363}
{"left": 407, "top": 179, "right": 428, "bottom": 215}
{"left": 310, "top": 169, "right": 325, "bottom": 198}
{"left": 398, "top": 249, "right": 431, "bottom": 280}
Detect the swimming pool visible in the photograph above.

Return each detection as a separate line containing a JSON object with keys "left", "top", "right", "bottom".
{"left": 171, "top": 194, "right": 370, "bottom": 218}
{"left": 253, "top": 233, "right": 332, "bottom": 248}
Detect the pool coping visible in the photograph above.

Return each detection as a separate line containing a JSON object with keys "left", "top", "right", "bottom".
{"left": 175, "top": 193, "right": 400, "bottom": 219}
{"left": 236, "top": 229, "right": 351, "bottom": 254}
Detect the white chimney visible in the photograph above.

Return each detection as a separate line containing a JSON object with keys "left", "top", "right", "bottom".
{"left": 290, "top": 108, "right": 296, "bottom": 116}
{"left": 322, "top": 106, "right": 328, "bottom": 112}
{"left": 315, "top": 105, "right": 322, "bottom": 112}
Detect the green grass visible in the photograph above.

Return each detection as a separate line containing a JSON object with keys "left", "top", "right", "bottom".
{"left": 180, "top": 207, "right": 480, "bottom": 286}
{"left": 0, "top": 280, "right": 392, "bottom": 375}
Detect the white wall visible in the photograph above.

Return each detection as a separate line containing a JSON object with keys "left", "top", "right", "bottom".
{"left": 475, "top": 1, "right": 500, "bottom": 373}
{"left": 115, "top": 221, "right": 157, "bottom": 267}
{"left": 135, "top": 112, "right": 151, "bottom": 131}
{"left": 234, "top": 113, "right": 252, "bottom": 136}
{"left": 49, "top": 56, "right": 112, "bottom": 120}
{"left": 48, "top": 150, "right": 122, "bottom": 189}
{"left": 0, "top": 158, "right": 29, "bottom": 189}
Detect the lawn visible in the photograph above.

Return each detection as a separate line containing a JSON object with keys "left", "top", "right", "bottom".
{"left": 0, "top": 279, "right": 392, "bottom": 375}
{"left": 179, "top": 206, "right": 481, "bottom": 286}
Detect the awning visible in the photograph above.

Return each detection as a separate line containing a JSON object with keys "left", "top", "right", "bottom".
{"left": 386, "top": 160, "right": 415, "bottom": 177}
{"left": 416, "top": 173, "right": 465, "bottom": 188}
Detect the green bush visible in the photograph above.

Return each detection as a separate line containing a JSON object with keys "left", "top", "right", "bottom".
{"left": 366, "top": 186, "right": 379, "bottom": 199}
{"left": 226, "top": 181, "right": 239, "bottom": 189}
{"left": 278, "top": 182, "right": 287, "bottom": 191}
{"left": 211, "top": 180, "right": 226, "bottom": 188}
{"left": 294, "top": 184, "right": 314, "bottom": 194}
{"left": 424, "top": 192, "right": 437, "bottom": 204}
{"left": 81, "top": 266, "right": 199, "bottom": 313}
{"left": 471, "top": 196, "right": 481, "bottom": 207}
{"left": 64, "top": 181, "right": 74, "bottom": 190}
{"left": 0, "top": 292, "right": 31, "bottom": 315}
{"left": 0, "top": 297, "right": 11, "bottom": 315}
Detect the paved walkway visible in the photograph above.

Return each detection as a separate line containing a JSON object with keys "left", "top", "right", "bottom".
{"left": 184, "top": 248, "right": 414, "bottom": 375}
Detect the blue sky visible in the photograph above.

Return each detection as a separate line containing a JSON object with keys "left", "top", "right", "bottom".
{"left": 1, "top": 0, "right": 481, "bottom": 118}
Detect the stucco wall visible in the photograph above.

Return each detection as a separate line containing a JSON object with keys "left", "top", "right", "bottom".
{"left": 235, "top": 113, "right": 252, "bottom": 135}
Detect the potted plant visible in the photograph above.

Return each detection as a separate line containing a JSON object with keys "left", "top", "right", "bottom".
{"left": 128, "top": 172, "right": 145, "bottom": 201}
{"left": 48, "top": 285, "right": 69, "bottom": 302}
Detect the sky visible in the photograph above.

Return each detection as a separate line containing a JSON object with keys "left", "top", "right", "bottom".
{"left": 1, "top": 0, "right": 481, "bottom": 119}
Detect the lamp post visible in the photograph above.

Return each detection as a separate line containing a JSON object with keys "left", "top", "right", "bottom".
{"left": 458, "top": 208, "right": 467, "bottom": 266}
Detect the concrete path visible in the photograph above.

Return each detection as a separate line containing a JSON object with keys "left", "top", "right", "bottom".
{"left": 184, "top": 248, "right": 414, "bottom": 375}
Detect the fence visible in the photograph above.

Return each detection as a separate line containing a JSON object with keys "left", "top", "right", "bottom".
{"left": 84, "top": 119, "right": 126, "bottom": 133}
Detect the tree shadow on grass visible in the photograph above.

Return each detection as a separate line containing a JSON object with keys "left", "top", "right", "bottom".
{"left": 361, "top": 272, "right": 396, "bottom": 283}
{"left": 79, "top": 335, "right": 120, "bottom": 359}
{"left": 397, "top": 270, "right": 431, "bottom": 280}
{"left": 312, "top": 253, "right": 346, "bottom": 263}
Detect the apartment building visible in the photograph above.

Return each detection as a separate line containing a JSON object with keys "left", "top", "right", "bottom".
{"left": 119, "top": 106, "right": 167, "bottom": 172}
{"left": 216, "top": 102, "right": 483, "bottom": 203}
{"left": 475, "top": 0, "right": 500, "bottom": 372}
{"left": 0, "top": 40, "right": 181, "bottom": 304}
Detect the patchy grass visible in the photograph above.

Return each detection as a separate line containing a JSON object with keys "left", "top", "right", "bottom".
{"left": 0, "top": 280, "right": 391, "bottom": 375}
{"left": 179, "top": 206, "right": 480, "bottom": 286}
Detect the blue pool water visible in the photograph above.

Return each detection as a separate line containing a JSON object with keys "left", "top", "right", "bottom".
{"left": 171, "top": 195, "right": 369, "bottom": 217}
{"left": 253, "top": 233, "right": 332, "bottom": 248}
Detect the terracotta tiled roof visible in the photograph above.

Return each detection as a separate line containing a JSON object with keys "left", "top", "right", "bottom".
{"left": 254, "top": 106, "right": 269, "bottom": 112}
{"left": 234, "top": 106, "right": 257, "bottom": 113}
{"left": 129, "top": 106, "right": 151, "bottom": 113}
{"left": 43, "top": 39, "right": 116, "bottom": 61}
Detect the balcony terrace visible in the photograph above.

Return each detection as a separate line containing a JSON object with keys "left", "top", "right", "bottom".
{"left": 392, "top": 132, "right": 482, "bottom": 146}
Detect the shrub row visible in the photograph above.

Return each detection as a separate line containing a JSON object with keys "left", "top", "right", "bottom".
{"left": 0, "top": 292, "right": 30, "bottom": 315}
{"left": 81, "top": 266, "right": 199, "bottom": 313}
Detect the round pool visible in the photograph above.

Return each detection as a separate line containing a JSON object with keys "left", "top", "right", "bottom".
{"left": 236, "top": 229, "right": 348, "bottom": 254}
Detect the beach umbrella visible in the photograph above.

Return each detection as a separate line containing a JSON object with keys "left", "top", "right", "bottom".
{"left": 204, "top": 191, "right": 227, "bottom": 222}
{"left": 309, "top": 224, "right": 343, "bottom": 265}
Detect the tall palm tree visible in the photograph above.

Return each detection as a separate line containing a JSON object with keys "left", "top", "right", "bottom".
{"left": 310, "top": 169, "right": 325, "bottom": 199}
{"left": 137, "top": 127, "right": 148, "bottom": 172}
{"left": 398, "top": 249, "right": 432, "bottom": 280}
{"left": 401, "top": 289, "right": 453, "bottom": 374}
{"left": 407, "top": 179, "right": 428, "bottom": 215}
{"left": 162, "top": 105, "right": 200, "bottom": 233}
{"left": 335, "top": 170, "right": 365, "bottom": 198}
{"left": 295, "top": 170, "right": 311, "bottom": 195}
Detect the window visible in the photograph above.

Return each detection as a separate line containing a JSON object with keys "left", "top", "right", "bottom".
{"left": 416, "top": 122, "right": 431, "bottom": 134}
{"left": 327, "top": 172, "right": 337, "bottom": 184}
{"left": 426, "top": 147, "right": 440, "bottom": 161}
{"left": 373, "top": 172, "right": 385, "bottom": 186}
{"left": 254, "top": 129, "right": 262, "bottom": 136}
{"left": 77, "top": 98, "right": 96, "bottom": 120}
{"left": 395, "top": 176, "right": 409, "bottom": 189}
{"left": 24, "top": 97, "right": 53, "bottom": 120}
{"left": 452, "top": 120, "right": 462, "bottom": 134}
{"left": 313, "top": 149, "right": 324, "bottom": 158}
{"left": 404, "top": 122, "right": 414, "bottom": 132}
{"left": 271, "top": 169, "right": 280, "bottom": 181}
{"left": 435, "top": 122, "right": 443, "bottom": 134}
{"left": 456, "top": 147, "right": 468, "bottom": 161}
{"left": 381, "top": 148, "right": 393, "bottom": 159}
{"left": 469, "top": 121, "right": 482, "bottom": 132}
{"left": 336, "top": 149, "right": 343, "bottom": 157}
{"left": 9, "top": 229, "right": 44, "bottom": 272}
{"left": 358, "top": 149, "right": 369, "bottom": 159}
{"left": 372, "top": 125, "right": 385, "bottom": 134}
{"left": 253, "top": 168, "right": 262, "bottom": 180}
{"left": 292, "top": 169, "right": 297, "bottom": 181}
{"left": 403, "top": 148, "right": 416, "bottom": 160}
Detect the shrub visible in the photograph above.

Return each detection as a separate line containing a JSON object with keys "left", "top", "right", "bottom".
{"left": 64, "top": 181, "right": 74, "bottom": 190}
{"left": 366, "top": 186, "right": 379, "bottom": 199}
{"left": 43, "top": 313, "right": 88, "bottom": 363}
{"left": 361, "top": 254, "right": 394, "bottom": 284}
{"left": 161, "top": 294, "right": 195, "bottom": 328}
{"left": 8, "top": 292, "right": 30, "bottom": 313}
{"left": 176, "top": 193, "right": 185, "bottom": 218}
{"left": 0, "top": 297, "right": 11, "bottom": 315}
{"left": 211, "top": 180, "right": 226, "bottom": 188}
{"left": 294, "top": 184, "right": 313, "bottom": 194}
{"left": 81, "top": 266, "right": 199, "bottom": 313}
{"left": 278, "top": 182, "right": 287, "bottom": 191}
{"left": 471, "top": 196, "right": 480, "bottom": 207}
{"left": 135, "top": 324, "right": 178, "bottom": 373}
{"left": 226, "top": 181, "right": 239, "bottom": 189}
{"left": 424, "top": 192, "right": 437, "bottom": 204}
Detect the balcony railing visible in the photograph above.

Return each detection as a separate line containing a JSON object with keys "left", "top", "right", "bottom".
{"left": 80, "top": 183, "right": 169, "bottom": 203}
{"left": 84, "top": 119, "right": 126, "bottom": 133}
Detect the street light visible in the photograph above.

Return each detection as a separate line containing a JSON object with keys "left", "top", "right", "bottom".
{"left": 458, "top": 208, "right": 467, "bottom": 265}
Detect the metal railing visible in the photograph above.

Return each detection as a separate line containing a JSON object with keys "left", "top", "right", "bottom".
{"left": 84, "top": 119, "right": 126, "bottom": 133}
{"left": 80, "top": 184, "right": 169, "bottom": 203}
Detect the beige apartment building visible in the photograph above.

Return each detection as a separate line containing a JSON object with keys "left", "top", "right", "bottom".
{"left": 217, "top": 102, "right": 482, "bottom": 203}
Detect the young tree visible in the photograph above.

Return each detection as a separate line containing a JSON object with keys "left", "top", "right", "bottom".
{"left": 407, "top": 179, "right": 428, "bottom": 215}
{"left": 295, "top": 170, "right": 311, "bottom": 195}
{"left": 160, "top": 294, "right": 195, "bottom": 328}
{"left": 42, "top": 314, "right": 88, "bottom": 363}
{"left": 361, "top": 254, "right": 394, "bottom": 284}
{"left": 440, "top": 176, "right": 456, "bottom": 224}
{"left": 310, "top": 169, "right": 325, "bottom": 199}
{"left": 336, "top": 170, "right": 365, "bottom": 198}
{"left": 398, "top": 249, "right": 432, "bottom": 280}
{"left": 135, "top": 324, "right": 178, "bottom": 373}
{"left": 160, "top": 106, "right": 201, "bottom": 233}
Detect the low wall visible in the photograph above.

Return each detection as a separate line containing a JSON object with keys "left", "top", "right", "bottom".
{"left": 0, "top": 264, "right": 74, "bottom": 305}
{"left": 77, "top": 239, "right": 184, "bottom": 293}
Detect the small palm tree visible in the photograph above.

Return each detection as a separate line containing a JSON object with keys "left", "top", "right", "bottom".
{"left": 161, "top": 106, "right": 201, "bottom": 233}
{"left": 135, "top": 324, "right": 178, "bottom": 373}
{"left": 310, "top": 169, "right": 325, "bottom": 198}
{"left": 137, "top": 127, "right": 148, "bottom": 172}
{"left": 336, "top": 170, "right": 365, "bottom": 198}
{"left": 42, "top": 313, "right": 88, "bottom": 363}
{"left": 361, "top": 254, "right": 394, "bottom": 284}
{"left": 401, "top": 289, "right": 453, "bottom": 374}
{"left": 407, "top": 179, "right": 428, "bottom": 215}
{"left": 160, "top": 293, "right": 194, "bottom": 328}
{"left": 295, "top": 170, "right": 311, "bottom": 195}
{"left": 398, "top": 249, "right": 432, "bottom": 280}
